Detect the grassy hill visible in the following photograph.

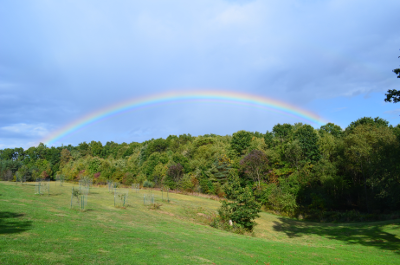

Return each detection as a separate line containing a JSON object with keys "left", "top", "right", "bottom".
{"left": 1, "top": 181, "right": 399, "bottom": 264}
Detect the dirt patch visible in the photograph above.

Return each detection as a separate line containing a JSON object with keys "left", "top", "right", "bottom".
{"left": 159, "top": 211, "right": 175, "bottom": 216}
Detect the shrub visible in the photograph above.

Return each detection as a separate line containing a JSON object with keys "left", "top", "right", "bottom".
{"left": 143, "top": 180, "right": 154, "bottom": 188}
{"left": 135, "top": 173, "right": 147, "bottom": 185}
{"left": 210, "top": 216, "right": 246, "bottom": 235}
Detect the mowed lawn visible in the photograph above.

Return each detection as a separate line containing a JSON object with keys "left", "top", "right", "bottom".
{"left": 1, "top": 182, "right": 399, "bottom": 264}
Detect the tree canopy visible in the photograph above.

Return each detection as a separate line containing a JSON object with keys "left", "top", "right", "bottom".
{"left": 384, "top": 51, "right": 400, "bottom": 103}
{"left": 1, "top": 117, "right": 400, "bottom": 224}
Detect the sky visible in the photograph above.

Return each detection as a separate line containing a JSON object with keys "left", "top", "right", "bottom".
{"left": 0, "top": 0, "right": 399, "bottom": 149}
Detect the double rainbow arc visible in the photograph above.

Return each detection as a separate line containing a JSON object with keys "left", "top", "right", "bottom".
{"left": 42, "top": 90, "right": 327, "bottom": 145}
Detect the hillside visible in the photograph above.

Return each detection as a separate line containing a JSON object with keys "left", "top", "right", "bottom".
{"left": 1, "top": 181, "right": 399, "bottom": 264}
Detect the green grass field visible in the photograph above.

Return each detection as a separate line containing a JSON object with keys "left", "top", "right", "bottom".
{"left": 1, "top": 181, "right": 399, "bottom": 264}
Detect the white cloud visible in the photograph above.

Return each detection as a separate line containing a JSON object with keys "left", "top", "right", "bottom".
{"left": 385, "top": 109, "right": 400, "bottom": 114}
{"left": 0, "top": 140, "right": 39, "bottom": 150}
{"left": 1, "top": 123, "right": 49, "bottom": 137}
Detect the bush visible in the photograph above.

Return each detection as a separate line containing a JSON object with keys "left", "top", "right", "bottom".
{"left": 143, "top": 180, "right": 154, "bottom": 188}
{"left": 210, "top": 215, "right": 246, "bottom": 235}
{"left": 135, "top": 173, "right": 147, "bottom": 185}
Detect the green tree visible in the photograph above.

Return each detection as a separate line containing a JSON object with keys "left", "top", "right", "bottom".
{"left": 384, "top": 51, "right": 400, "bottom": 103}
{"left": 342, "top": 124, "right": 397, "bottom": 212}
{"left": 60, "top": 149, "right": 72, "bottom": 167}
{"left": 320, "top": 123, "right": 343, "bottom": 138}
{"left": 219, "top": 173, "right": 261, "bottom": 231}
{"left": 151, "top": 163, "right": 167, "bottom": 186}
{"left": 147, "top": 138, "right": 168, "bottom": 155}
{"left": 213, "top": 154, "right": 232, "bottom": 184}
{"left": 231, "top": 130, "right": 252, "bottom": 155}
{"left": 239, "top": 150, "right": 269, "bottom": 188}
{"left": 273, "top": 123, "right": 293, "bottom": 142}
{"left": 263, "top": 131, "right": 274, "bottom": 148}
{"left": 293, "top": 124, "right": 320, "bottom": 162}
{"left": 345, "top": 117, "right": 389, "bottom": 132}
{"left": 89, "top": 141, "right": 103, "bottom": 157}
{"left": 78, "top": 142, "right": 90, "bottom": 156}
{"left": 284, "top": 140, "right": 303, "bottom": 170}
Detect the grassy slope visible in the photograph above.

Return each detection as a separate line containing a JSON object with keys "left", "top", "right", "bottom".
{"left": 0, "top": 182, "right": 399, "bottom": 264}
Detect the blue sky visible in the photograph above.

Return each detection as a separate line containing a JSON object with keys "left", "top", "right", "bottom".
{"left": 0, "top": 0, "right": 399, "bottom": 149}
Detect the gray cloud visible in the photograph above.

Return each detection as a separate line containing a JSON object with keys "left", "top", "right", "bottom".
{"left": 0, "top": 0, "right": 399, "bottom": 148}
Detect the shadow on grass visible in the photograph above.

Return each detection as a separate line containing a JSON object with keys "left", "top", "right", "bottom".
{"left": 0, "top": 212, "right": 32, "bottom": 234}
{"left": 273, "top": 217, "right": 400, "bottom": 253}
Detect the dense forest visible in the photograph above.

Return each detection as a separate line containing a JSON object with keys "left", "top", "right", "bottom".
{"left": 1, "top": 117, "right": 400, "bottom": 220}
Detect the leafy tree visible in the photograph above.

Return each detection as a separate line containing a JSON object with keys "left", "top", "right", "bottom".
{"left": 147, "top": 138, "right": 168, "bottom": 154}
{"left": 385, "top": 89, "right": 400, "bottom": 103}
{"left": 178, "top": 174, "right": 197, "bottom": 193}
{"left": 384, "top": 51, "right": 400, "bottom": 103}
{"left": 284, "top": 140, "right": 303, "bottom": 170}
{"left": 194, "top": 137, "right": 215, "bottom": 148}
{"left": 78, "top": 142, "right": 90, "bottom": 156}
{"left": 88, "top": 157, "right": 101, "bottom": 174}
{"left": 293, "top": 124, "right": 320, "bottom": 162}
{"left": 263, "top": 131, "right": 274, "bottom": 148}
{"left": 272, "top": 123, "right": 293, "bottom": 142}
{"left": 60, "top": 149, "right": 72, "bottom": 167}
{"left": 172, "top": 153, "right": 190, "bottom": 172}
{"left": 0, "top": 148, "right": 15, "bottom": 160}
{"left": 213, "top": 154, "right": 232, "bottom": 183}
{"left": 247, "top": 137, "right": 268, "bottom": 153}
{"left": 320, "top": 123, "right": 343, "bottom": 138}
{"left": 35, "top": 159, "right": 52, "bottom": 180}
{"left": 265, "top": 183, "right": 298, "bottom": 215}
{"left": 167, "top": 163, "right": 184, "bottom": 183}
{"left": 318, "top": 133, "right": 336, "bottom": 161}
{"left": 143, "top": 152, "right": 168, "bottom": 177}
{"left": 17, "top": 165, "right": 30, "bottom": 181}
{"left": 240, "top": 150, "right": 269, "bottom": 188}
{"left": 342, "top": 124, "right": 397, "bottom": 212}
{"left": 231, "top": 130, "right": 252, "bottom": 155}
{"left": 346, "top": 117, "right": 389, "bottom": 132}
{"left": 218, "top": 173, "right": 261, "bottom": 231}
{"left": 89, "top": 141, "right": 103, "bottom": 157}
{"left": 151, "top": 163, "right": 167, "bottom": 186}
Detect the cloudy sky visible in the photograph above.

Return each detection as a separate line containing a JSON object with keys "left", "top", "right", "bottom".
{"left": 1, "top": 0, "right": 399, "bottom": 149}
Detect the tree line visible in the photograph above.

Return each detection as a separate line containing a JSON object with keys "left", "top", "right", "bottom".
{"left": 1, "top": 116, "right": 400, "bottom": 221}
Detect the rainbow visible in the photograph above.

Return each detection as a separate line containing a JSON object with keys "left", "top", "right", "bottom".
{"left": 42, "top": 90, "right": 327, "bottom": 145}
